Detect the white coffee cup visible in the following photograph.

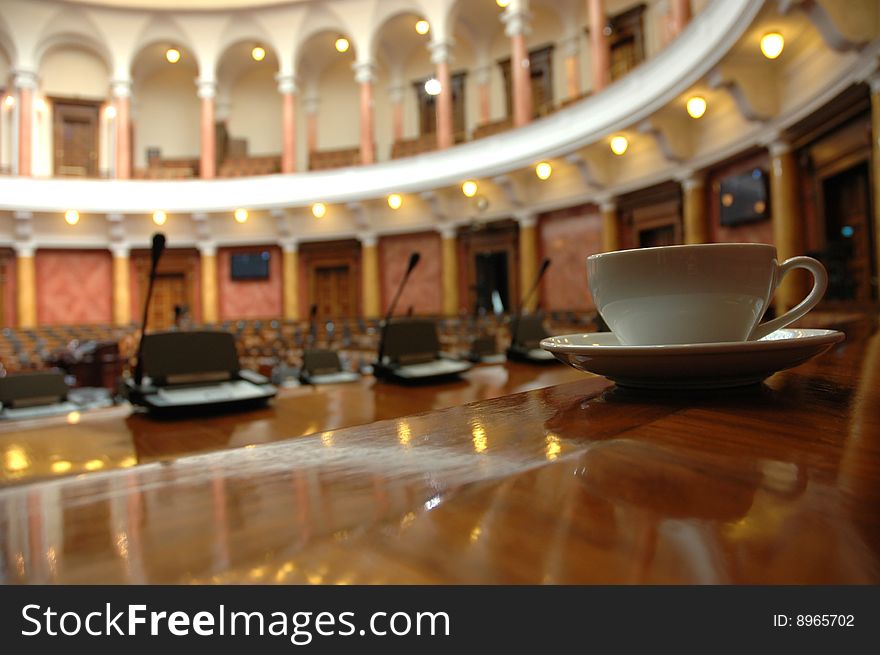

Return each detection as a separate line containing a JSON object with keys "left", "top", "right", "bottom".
{"left": 587, "top": 243, "right": 828, "bottom": 345}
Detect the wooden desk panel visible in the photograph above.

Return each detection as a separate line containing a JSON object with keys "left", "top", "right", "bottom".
{"left": 0, "top": 363, "right": 585, "bottom": 484}
{"left": 1, "top": 321, "right": 878, "bottom": 584}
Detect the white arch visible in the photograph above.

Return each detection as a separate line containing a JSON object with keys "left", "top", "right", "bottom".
{"left": 129, "top": 14, "right": 200, "bottom": 79}
{"left": 33, "top": 8, "right": 114, "bottom": 73}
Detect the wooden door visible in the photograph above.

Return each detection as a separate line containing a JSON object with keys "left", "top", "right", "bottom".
{"left": 148, "top": 274, "right": 188, "bottom": 331}
{"left": 821, "top": 162, "right": 875, "bottom": 301}
{"left": 458, "top": 220, "right": 520, "bottom": 315}
{"left": 312, "top": 265, "right": 355, "bottom": 318}
{"left": 52, "top": 99, "right": 100, "bottom": 177}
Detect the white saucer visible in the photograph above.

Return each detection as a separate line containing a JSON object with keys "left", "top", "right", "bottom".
{"left": 540, "top": 328, "right": 845, "bottom": 389}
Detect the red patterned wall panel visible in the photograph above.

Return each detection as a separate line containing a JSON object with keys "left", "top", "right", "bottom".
{"left": 218, "top": 245, "right": 282, "bottom": 320}
{"left": 539, "top": 206, "right": 603, "bottom": 310}
{"left": 35, "top": 250, "right": 113, "bottom": 325}
{"left": 379, "top": 232, "right": 442, "bottom": 315}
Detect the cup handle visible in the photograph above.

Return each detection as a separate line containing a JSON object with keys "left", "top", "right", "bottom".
{"left": 749, "top": 256, "right": 828, "bottom": 340}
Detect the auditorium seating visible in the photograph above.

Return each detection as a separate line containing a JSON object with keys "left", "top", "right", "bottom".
{"left": 308, "top": 147, "right": 362, "bottom": 171}
{"left": 0, "top": 311, "right": 599, "bottom": 384}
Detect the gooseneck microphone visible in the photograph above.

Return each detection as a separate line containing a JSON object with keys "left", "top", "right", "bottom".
{"left": 375, "top": 252, "right": 420, "bottom": 375}
{"left": 133, "top": 232, "right": 167, "bottom": 386}
{"left": 509, "top": 258, "right": 551, "bottom": 350}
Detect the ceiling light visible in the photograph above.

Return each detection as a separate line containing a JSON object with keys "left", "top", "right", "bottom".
{"left": 686, "top": 96, "right": 707, "bottom": 119}
{"left": 415, "top": 20, "right": 430, "bottom": 35}
{"left": 104, "top": 105, "right": 116, "bottom": 119}
{"left": 252, "top": 46, "right": 266, "bottom": 62}
{"left": 760, "top": 32, "right": 784, "bottom": 59}
{"left": 3, "top": 95, "right": 14, "bottom": 108}
{"left": 165, "top": 48, "right": 181, "bottom": 64}
{"left": 152, "top": 210, "right": 167, "bottom": 226}
{"left": 312, "top": 202, "right": 327, "bottom": 218}
{"left": 610, "top": 135, "right": 628, "bottom": 155}
{"left": 497, "top": 0, "right": 511, "bottom": 7}
{"left": 462, "top": 180, "right": 478, "bottom": 197}
{"left": 535, "top": 162, "right": 552, "bottom": 180}
{"left": 84, "top": 459, "right": 105, "bottom": 471}
{"left": 35, "top": 98, "right": 48, "bottom": 113}
{"left": 234, "top": 208, "right": 249, "bottom": 223}
{"left": 64, "top": 210, "right": 80, "bottom": 225}
{"left": 335, "top": 37, "right": 350, "bottom": 53}
{"left": 388, "top": 194, "right": 403, "bottom": 210}
{"left": 424, "top": 78, "right": 441, "bottom": 96}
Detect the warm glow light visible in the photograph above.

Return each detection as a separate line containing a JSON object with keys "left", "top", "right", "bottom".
{"left": 119, "top": 456, "right": 137, "bottom": 468}
{"left": 535, "top": 161, "right": 552, "bottom": 180}
{"left": 251, "top": 46, "right": 266, "bottom": 61}
{"left": 387, "top": 194, "right": 403, "bottom": 210}
{"left": 610, "top": 135, "right": 629, "bottom": 155}
{"left": 5, "top": 447, "right": 30, "bottom": 473}
{"left": 66, "top": 410, "right": 81, "bottom": 425}
{"left": 51, "top": 460, "right": 73, "bottom": 474}
{"left": 686, "top": 95, "right": 707, "bottom": 119}
{"left": 415, "top": 19, "right": 430, "bottom": 35}
{"left": 472, "top": 423, "right": 488, "bottom": 453}
{"left": 104, "top": 105, "right": 117, "bottom": 119}
{"left": 152, "top": 210, "right": 167, "bottom": 226}
{"left": 64, "top": 210, "right": 80, "bottom": 225}
{"left": 424, "top": 78, "right": 441, "bottom": 96}
{"left": 397, "top": 420, "right": 411, "bottom": 446}
{"left": 496, "top": 0, "right": 511, "bottom": 7}
{"left": 335, "top": 37, "right": 350, "bottom": 53}
{"left": 545, "top": 433, "right": 561, "bottom": 461}
{"left": 35, "top": 98, "right": 48, "bottom": 113}
{"left": 3, "top": 95, "right": 14, "bottom": 108}
{"left": 312, "top": 202, "right": 327, "bottom": 218}
{"left": 721, "top": 193, "right": 734, "bottom": 207}
{"left": 165, "top": 48, "right": 181, "bottom": 64}
{"left": 234, "top": 208, "right": 249, "bottom": 223}
{"left": 84, "top": 459, "right": 105, "bottom": 471}
{"left": 760, "top": 32, "right": 784, "bottom": 59}
{"left": 462, "top": 180, "right": 478, "bottom": 197}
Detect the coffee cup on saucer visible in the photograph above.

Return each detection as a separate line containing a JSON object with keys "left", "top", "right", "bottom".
{"left": 587, "top": 243, "right": 828, "bottom": 346}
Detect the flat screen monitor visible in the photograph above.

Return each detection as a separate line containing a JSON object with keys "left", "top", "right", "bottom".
{"left": 719, "top": 168, "right": 769, "bottom": 226}
{"left": 230, "top": 251, "right": 270, "bottom": 280}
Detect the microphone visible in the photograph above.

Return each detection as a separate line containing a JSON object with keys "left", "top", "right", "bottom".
{"left": 133, "top": 233, "right": 167, "bottom": 386}
{"left": 509, "top": 257, "right": 551, "bottom": 351}
{"left": 308, "top": 304, "right": 318, "bottom": 347}
{"left": 375, "top": 252, "right": 421, "bottom": 376}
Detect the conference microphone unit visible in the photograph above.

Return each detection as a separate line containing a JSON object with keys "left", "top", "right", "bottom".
{"left": 373, "top": 252, "right": 472, "bottom": 384}
{"left": 133, "top": 232, "right": 167, "bottom": 386}
{"left": 123, "top": 232, "right": 277, "bottom": 415}
{"left": 299, "top": 304, "right": 360, "bottom": 386}
{"left": 507, "top": 257, "right": 556, "bottom": 364}
{"left": 374, "top": 252, "right": 420, "bottom": 379}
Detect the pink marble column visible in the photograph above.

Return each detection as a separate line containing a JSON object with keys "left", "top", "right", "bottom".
{"left": 112, "top": 80, "right": 132, "bottom": 179}
{"left": 503, "top": 8, "right": 532, "bottom": 127}
{"left": 354, "top": 63, "right": 376, "bottom": 165}
{"left": 198, "top": 80, "right": 216, "bottom": 179}
{"left": 588, "top": 0, "right": 610, "bottom": 91}
{"left": 14, "top": 71, "right": 37, "bottom": 177}
{"left": 670, "top": 0, "right": 692, "bottom": 38}
{"left": 431, "top": 42, "right": 454, "bottom": 149}
{"left": 278, "top": 75, "right": 297, "bottom": 173}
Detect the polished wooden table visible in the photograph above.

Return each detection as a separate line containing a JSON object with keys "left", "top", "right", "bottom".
{"left": 1, "top": 317, "right": 878, "bottom": 583}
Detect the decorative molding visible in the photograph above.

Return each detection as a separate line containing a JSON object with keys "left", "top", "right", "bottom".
{"left": 493, "top": 174, "right": 524, "bottom": 208}
{"left": 352, "top": 62, "right": 377, "bottom": 85}
{"left": 420, "top": 190, "right": 447, "bottom": 222}
{"left": 12, "top": 70, "right": 38, "bottom": 90}
{"left": 276, "top": 73, "right": 297, "bottom": 95}
{"left": 429, "top": 40, "right": 454, "bottom": 65}
{"left": 197, "top": 80, "right": 217, "bottom": 99}
{"left": 347, "top": 202, "right": 370, "bottom": 231}
{"left": 359, "top": 232, "right": 378, "bottom": 248}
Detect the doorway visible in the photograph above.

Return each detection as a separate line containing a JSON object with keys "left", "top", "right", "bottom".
{"left": 474, "top": 251, "right": 510, "bottom": 314}
{"left": 149, "top": 273, "right": 188, "bottom": 330}
{"left": 312, "top": 264, "right": 355, "bottom": 318}
{"left": 820, "top": 162, "right": 875, "bottom": 301}
{"left": 52, "top": 99, "right": 100, "bottom": 177}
